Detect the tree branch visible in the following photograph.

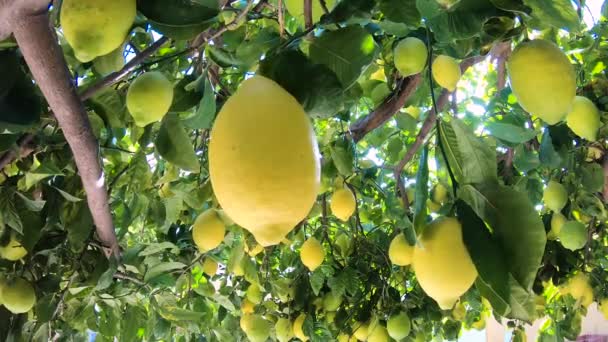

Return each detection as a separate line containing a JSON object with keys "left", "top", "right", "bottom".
{"left": 9, "top": 7, "right": 120, "bottom": 258}
{"left": 304, "top": 0, "right": 313, "bottom": 29}
{"left": 349, "top": 74, "right": 423, "bottom": 142}
{"left": 0, "top": 133, "right": 36, "bottom": 170}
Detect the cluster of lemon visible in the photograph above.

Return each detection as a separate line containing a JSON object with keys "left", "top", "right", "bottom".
{"left": 0, "top": 233, "right": 36, "bottom": 314}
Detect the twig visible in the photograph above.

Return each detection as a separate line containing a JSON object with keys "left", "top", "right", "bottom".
{"left": 349, "top": 74, "right": 423, "bottom": 142}
{"left": 277, "top": 0, "right": 285, "bottom": 38}
{"left": 395, "top": 170, "right": 409, "bottom": 210}
{"left": 114, "top": 272, "right": 146, "bottom": 286}
{"left": 304, "top": 0, "right": 313, "bottom": 29}
{"left": 0, "top": 133, "right": 35, "bottom": 170}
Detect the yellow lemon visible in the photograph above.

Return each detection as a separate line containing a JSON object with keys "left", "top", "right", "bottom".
{"left": 412, "top": 217, "right": 477, "bottom": 309}
{"left": 387, "top": 312, "right": 411, "bottom": 340}
{"left": 61, "top": 0, "right": 136, "bottom": 62}
{"left": 126, "top": 71, "right": 174, "bottom": 127}
{"left": 247, "top": 243, "right": 264, "bottom": 256}
{"left": 284, "top": 0, "right": 336, "bottom": 24}
{"left": 246, "top": 284, "right": 264, "bottom": 304}
{"left": 293, "top": 313, "right": 308, "bottom": 341}
{"left": 566, "top": 96, "right": 600, "bottom": 141}
{"left": 368, "top": 324, "right": 389, "bottom": 342}
{"left": 432, "top": 183, "right": 448, "bottom": 204}
{"left": 276, "top": 317, "right": 294, "bottom": 342}
{"left": 394, "top": 37, "right": 428, "bottom": 77}
{"left": 192, "top": 209, "right": 226, "bottom": 252}
{"left": 338, "top": 333, "right": 357, "bottom": 342}
{"left": 353, "top": 321, "right": 370, "bottom": 341}
{"left": 388, "top": 233, "right": 414, "bottom": 266}
{"left": 202, "top": 258, "right": 218, "bottom": 276}
{"left": 330, "top": 187, "right": 356, "bottom": 221}
{"left": 543, "top": 181, "right": 568, "bottom": 212}
{"left": 0, "top": 233, "right": 27, "bottom": 261}
{"left": 300, "top": 237, "right": 325, "bottom": 271}
{"left": 1, "top": 278, "right": 36, "bottom": 314}
{"left": 586, "top": 146, "right": 603, "bottom": 161}
{"left": 432, "top": 55, "right": 461, "bottom": 91}
{"left": 599, "top": 298, "right": 608, "bottom": 320}
{"left": 561, "top": 273, "right": 593, "bottom": 307}
{"left": 241, "top": 298, "right": 255, "bottom": 314}
{"left": 209, "top": 76, "right": 320, "bottom": 247}
{"left": 405, "top": 107, "right": 421, "bottom": 120}
{"left": 548, "top": 212, "right": 566, "bottom": 240}
{"left": 507, "top": 40, "right": 576, "bottom": 125}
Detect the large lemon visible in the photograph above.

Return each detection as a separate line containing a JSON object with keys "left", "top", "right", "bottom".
{"left": 543, "top": 181, "right": 568, "bottom": 212}
{"left": 0, "top": 233, "right": 27, "bottom": 261}
{"left": 388, "top": 233, "right": 414, "bottom": 266}
{"left": 558, "top": 221, "right": 587, "bottom": 251}
{"left": 432, "top": 55, "right": 461, "bottom": 91}
{"left": 293, "top": 313, "right": 308, "bottom": 341}
{"left": 368, "top": 324, "right": 389, "bottom": 342}
{"left": 353, "top": 321, "right": 370, "bottom": 341}
{"left": 330, "top": 187, "right": 356, "bottom": 221}
{"left": 202, "top": 258, "right": 218, "bottom": 276}
{"left": 394, "top": 37, "right": 428, "bottom": 77}
{"left": 412, "top": 217, "right": 477, "bottom": 309}
{"left": 566, "top": 96, "right": 600, "bottom": 141}
{"left": 276, "top": 317, "right": 294, "bottom": 342}
{"left": 561, "top": 273, "right": 593, "bottom": 307}
{"left": 209, "top": 76, "right": 320, "bottom": 246}
{"left": 1, "top": 278, "right": 36, "bottom": 314}
{"left": 61, "top": 0, "right": 136, "bottom": 62}
{"left": 126, "top": 71, "right": 174, "bottom": 127}
{"left": 284, "top": 0, "right": 336, "bottom": 24}
{"left": 507, "top": 40, "right": 576, "bottom": 125}
{"left": 548, "top": 212, "right": 566, "bottom": 240}
{"left": 300, "top": 237, "right": 325, "bottom": 271}
{"left": 192, "top": 209, "right": 226, "bottom": 252}
{"left": 387, "top": 312, "right": 411, "bottom": 340}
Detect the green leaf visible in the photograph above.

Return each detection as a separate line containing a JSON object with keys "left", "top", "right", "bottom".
{"left": 456, "top": 200, "right": 510, "bottom": 315}
{"left": 485, "top": 122, "right": 537, "bottom": 144}
{"left": 507, "top": 275, "right": 536, "bottom": 321}
{"left": 330, "top": 137, "right": 355, "bottom": 176}
{"left": 51, "top": 186, "right": 83, "bottom": 202}
{"left": 23, "top": 161, "right": 64, "bottom": 190}
{"left": 87, "top": 88, "right": 127, "bottom": 128}
{"left": 212, "top": 294, "right": 237, "bottom": 312}
{"left": 170, "top": 75, "right": 203, "bottom": 112}
{"left": 458, "top": 183, "right": 546, "bottom": 290}
{"left": 523, "top": 0, "right": 580, "bottom": 31}
{"left": 0, "top": 134, "right": 18, "bottom": 153}
{"left": 0, "top": 193, "right": 22, "bottom": 233}
{"left": 310, "top": 269, "right": 326, "bottom": 296}
{"left": 413, "top": 146, "right": 429, "bottom": 238}
{"left": 62, "top": 202, "right": 93, "bottom": 251}
{"left": 95, "top": 264, "right": 117, "bottom": 291}
{"left": 439, "top": 118, "right": 497, "bottom": 185}
{"left": 378, "top": 0, "right": 421, "bottom": 25}
{"left": 309, "top": 26, "right": 378, "bottom": 88}
{"left": 513, "top": 145, "right": 540, "bottom": 172}
{"left": 14, "top": 191, "right": 46, "bottom": 212}
{"left": 145, "top": 261, "right": 187, "bottom": 282}
{"left": 183, "top": 75, "right": 216, "bottom": 129}
{"left": 259, "top": 49, "right": 345, "bottom": 118}
{"left": 138, "top": 0, "right": 219, "bottom": 26}
{"left": 579, "top": 163, "right": 604, "bottom": 193}
{"left": 155, "top": 114, "right": 200, "bottom": 172}
{"left": 395, "top": 113, "right": 418, "bottom": 132}
{"left": 139, "top": 242, "right": 180, "bottom": 256}
{"left": 539, "top": 130, "right": 561, "bottom": 169}
{"left": 324, "top": 0, "right": 376, "bottom": 23}
{"left": 157, "top": 304, "right": 206, "bottom": 321}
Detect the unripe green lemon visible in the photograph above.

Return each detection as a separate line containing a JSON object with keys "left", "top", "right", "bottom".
{"left": 432, "top": 55, "right": 461, "bottom": 91}
{"left": 192, "top": 209, "right": 226, "bottom": 252}
{"left": 452, "top": 301, "right": 466, "bottom": 321}
{"left": 202, "top": 258, "right": 218, "bottom": 276}
{"left": 370, "top": 83, "right": 391, "bottom": 104}
{"left": 300, "top": 237, "right": 325, "bottom": 271}
{"left": 0, "top": 233, "right": 27, "bottom": 261}
{"left": 507, "top": 40, "right": 576, "bottom": 125}
{"left": 330, "top": 187, "right": 356, "bottom": 221}
{"left": 566, "top": 96, "right": 600, "bottom": 141}
{"left": 1, "top": 278, "right": 36, "bottom": 314}
{"left": 548, "top": 212, "right": 566, "bottom": 240}
{"left": 243, "top": 314, "right": 271, "bottom": 342}
{"left": 388, "top": 233, "right": 414, "bottom": 266}
{"left": 323, "top": 291, "right": 343, "bottom": 311}
{"left": 241, "top": 298, "right": 255, "bottom": 314}
{"left": 427, "top": 199, "right": 442, "bottom": 212}
{"left": 126, "top": 72, "right": 174, "bottom": 127}
{"left": 93, "top": 44, "right": 125, "bottom": 75}
{"left": 246, "top": 284, "right": 263, "bottom": 304}
{"left": 394, "top": 37, "right": 428, "bottom": 77}
{"left": 543, "top": 181, "right": 568, "bottom": 212}
{"left": 368, "top": 324, "right": 389, "bottom": 342}
{"left": 353, "top": 321, "right": 370, "bottom": 341}
{"left": 293, "top": 313, "right": 308, "bottom": 341}
{"left": 387, "top": 312, "right": 411, "bottom": 340}
{"left": 558, "top": 221, "right": 587, "bottom": 251}
{"left": 432, "top": 183, "right": 449, "bottom": 204}
{"left": 275, "top": 317, "right": 294, "bottom": 342}
{"left": 405, "top": 107, "right": 421, "bottom": 120}
{"left": 61, "top": 0, "right": 136, "bottom": 62}
{"left": 412, "top": 217, "right": 477, "bottom": 309}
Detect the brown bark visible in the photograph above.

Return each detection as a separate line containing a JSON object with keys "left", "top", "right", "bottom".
{"left": 304, "top": 0, "right": 313, "bottom": 29}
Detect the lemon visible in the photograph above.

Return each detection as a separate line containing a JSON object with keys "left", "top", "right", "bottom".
{"left": 61, "top": 0, "right": 135, "bottom": 62}
{"left": 246, "top": 284, "right": 264, "bottom": 304}
{"left": 370, "top": 83, "right": 391, "bottom": 104}
{"left": 353, "top": 321, "right": 370, "bottom": 341}
{"left": 1, "top": 278, "right": 36, "bottom": 314}
{"left": 284, "top": 0, "right": 336, "bottom": 24}
{"left": 330, "top": 187, "right": 356, "bottom": 221}
{"left": 192, "top": 209, "right": 226, "bottom": 252}
{"left": 325, "top": 311, "right": 336, "bottom": 323}
{"left": 471, "top": 315, "right": 486, "bottom": 330}
{"left": 323, "top": 291, "right": 343, "bottom": 311}
{"left": 412, "top": 217, "right": 477, "bottom": 309}
{"left": 300, "top": 237, "right": 325, "bottom": 271}
{"left": 427, "top": 199, "right": 442, "bottom": 212}
{"left": 93, "top": 44, "right": 125, "bottom": 75}
{"left": 405, "top": 107, "right": 421, "bottom": 120}
{"left": 247, "top": 243, "right": 264, "bottom": 256}
{"left": 432, "top": 55, "right": 461, "bottom": 91}
{"left": 599, "top": 298, "right": 608, "bottom": 320}
{"left": 126, "top": 71, "right": 174, "bottom": 127}
{"left": 240, "top": 314, "right": 254, "bottom": 331}
{"left": 566, "top": 96, "right": 600, "bottom": 141}
{"left": 293, "top": 313, "right": 308, "bottom": 341}
{"left": 548, "top": 212, "right": 566, "bottom": 240}
{"left": 507, "top": 40, "right": 576, "bottom": 125}
{"left": 209, "top": 76, "right": 320, "bottom": 247}
{"left": 276, "top": 317, "right": 294, "bottom": 342}
{"left": 558, "top": 221, "right": 587, "bottom": 251}
{"left": 561, "top": 273, "right": 593, "bottom": 307}
{"left": 202, "top": 258, "right": 218, "bottom": 276}
{"left": 368, "top": 324, "right": 389, "bottom": 342}
{"left": 242, "top": 314, "right": 271, "bottom": 342}
{"left": 432, "top": 183, "right": 448, "bottom": 204}
{"left": 394, "top": 37, "right": 428, "bottom": 77}
{"left": 543, "top": 181, "right": 567, "bottom": 212}
{"left": 241, "top": 298, "right": 255, "bottom": 314}
{"left": 388, "top": 233, "right": 414, "bottom": 266}
{"left": 338, "top": 333, "right": 357, "bottom": 342}
{"left": 387, "top": 312, "right": 411, "bottom": 340}
{"left": 0, "top": 233, "right": 27, "bottom": 261}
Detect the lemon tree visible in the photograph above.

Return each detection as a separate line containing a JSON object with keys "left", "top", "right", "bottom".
{"left": 1, "top": 0, "right": 608, "bottom": 341}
